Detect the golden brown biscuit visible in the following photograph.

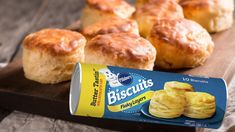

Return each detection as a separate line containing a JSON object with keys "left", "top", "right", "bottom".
{"left": 136, "top": 0, "right": 181, "bottom": 8}
{"left": 135, "top": 0, "right": 156, "bottom": 8}
{"left": 149, "top": 90, "right": 185, "bottom": 118}
{"left": 134, "top": 0, "right": 184, "bottom": 37}
{"left": 81, "top": 0, "right": 135, "bottom": 28}
{"left": 184, "top": 92, "right": 216, "bottom": 119}
{"left": 23, "top": 29, "right": 86, "bottom": 84}
{"left": 180, "top": 0, "right": 234, "bottom": 33}
{"left": 85, "top": 33, "right": 156, "bottom": 70}
{"left": 81, "top": 17, "right": 139, "bottom": 40}
{"left": 164, "top": 81, "right": 194, "bottom": 93}
{"left": 164, "top": 81, "right": 194, "bottom": 105}
{"left": 147, "top": 19, "right": 214, "bottom": 70}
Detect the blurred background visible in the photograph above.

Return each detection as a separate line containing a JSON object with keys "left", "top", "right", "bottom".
{"left": 0, "top": 0, "right": 135, "bottom": 67}
{"left": 0, "top": 0, "right": 86, "bottom": 68}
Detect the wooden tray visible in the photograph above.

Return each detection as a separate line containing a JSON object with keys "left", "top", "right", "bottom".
{"left": 0, "top": 19, "right": 235, "bottom": 132}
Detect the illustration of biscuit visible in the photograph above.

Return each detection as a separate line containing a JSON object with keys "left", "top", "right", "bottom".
{"left": 149, "top": 90, "right": 185, "bottom": 118}
{"left": 164, "top": 81, "right": 194, "bottom": 93}
{"left": 184, "top": 92, "right": 216, "bottom": 119}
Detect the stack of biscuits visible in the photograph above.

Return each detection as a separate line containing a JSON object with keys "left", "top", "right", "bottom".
{"left": 149, "top": 81, "right": 216, "bottom": 119}
{"left": 149, "top": 90, "right": 186, "bottom": 118}
{"left": 22, "top": 0, "right": 234, "bottom": 84}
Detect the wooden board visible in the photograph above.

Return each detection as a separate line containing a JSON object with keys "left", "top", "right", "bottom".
{"left": 0, "top": 60, "right": 194, "bottom": 132}
{"left": 0, "top": 26, "right": 235, "bottom": 131}
{"left": 1, "top": 18, "right": 235, "bottom": 132}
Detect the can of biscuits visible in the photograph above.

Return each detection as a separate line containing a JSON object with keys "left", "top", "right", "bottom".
{"left": 69, "top": 63, "right": 228, "bottom": 129}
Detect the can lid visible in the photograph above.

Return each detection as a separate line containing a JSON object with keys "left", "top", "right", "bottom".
{"left": 69, "top": 63, "right": 82, "bottom": 115}
{"left": 221, "top": 78, "right": 229, "bottom": 127}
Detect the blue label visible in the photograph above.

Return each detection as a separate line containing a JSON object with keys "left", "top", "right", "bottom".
{"left": 101, "top": 66, "right": 227, "bottom": 129}
{"left": 73, "top": 63, "right": 227, "bottom": 129}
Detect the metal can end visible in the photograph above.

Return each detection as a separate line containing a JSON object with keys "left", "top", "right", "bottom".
{"left": 69, "top": 62, "right": 82, "bottom": 115}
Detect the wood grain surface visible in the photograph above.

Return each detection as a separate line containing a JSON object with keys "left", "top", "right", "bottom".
{"left": 0, "top": 60, "right": 195, "bottom": 132}
{"left": 0, "top": 0, "right": 44, "bottom": 67}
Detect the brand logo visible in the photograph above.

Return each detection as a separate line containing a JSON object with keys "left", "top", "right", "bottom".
{"left": 99, "top": 68, "right": 122, "bottom": 88}
{"left": 118, "top": 73, "right": 133, "bottom": 85}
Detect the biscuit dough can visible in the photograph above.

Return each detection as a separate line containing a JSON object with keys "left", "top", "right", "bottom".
{"left": 70, "top": 63, "right": 228, "bottom": 129}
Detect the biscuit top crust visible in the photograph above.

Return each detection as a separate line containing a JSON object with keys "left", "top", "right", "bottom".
{"left": 87, "top": 33, "right": 156, "bottom": 62}
{"left": 87, "top": 0, "right": 135, "bottom": 16}
{"left": 135, "top": 0, "right": 184, "bottom": 19}
{"left": 185, "top": 92, "right": 215, "bottom": 105}
{"left": 23, "top": 29, "right": 86, "bottom": 56}
{"left": 164, "top": 81, "right": 194, "bottom": 92}
{"left": 150, "top": 19, "right": 214, "bottom": 53}
{"left": 180, "top": 0, "right": 234, "bottom": 12}
{"left": 81, "top": 17, "right": 138, "bottom": 38}
{"left": 137, "top": 0, "right": 181, "bottom": 7}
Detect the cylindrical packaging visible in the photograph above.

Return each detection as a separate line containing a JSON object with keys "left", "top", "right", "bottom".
{"left": 70, "top": 63, "right": 227, "bottom": 129}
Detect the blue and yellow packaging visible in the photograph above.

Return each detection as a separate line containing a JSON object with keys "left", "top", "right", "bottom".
{"left": 69, "top": 63, "right": 227, "bottom": 129}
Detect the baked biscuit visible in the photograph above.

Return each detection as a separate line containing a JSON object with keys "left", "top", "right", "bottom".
{"left": 81, "top": 0, "right": 135, "bottom": 28}
{"left": 184, "top": 92, "right": 216, "bottom": 119}
{"left": 81, "top": 17, "right": 139, "bottom": 40}
{"left": 164, "top": 81, "right": 194, "bottom": 106}
{"left": 149, "top": 90, "right": 185, "bottom": 118}
{"left": 136, "top": 0, "right": 181, "bottom": 8}
{"left": 180, "top": 0, "right": 234, "bottom": 33}
{"left": 134, "top": 0, "right": 184, "bottom": 37}
{"left": 85, "top": 33, "right": 156, "bottom": 70}
{"left": 135, "top": 0, "right": 156, "bottom": 8}
{"left": 164, "top": 81, "right": 194, "bottom": 93}
{"left": 23, "top": 29, "right": 86, "bottom": 84}
{"left": 147, "top": 19, "right": 214, "bottom": 70}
